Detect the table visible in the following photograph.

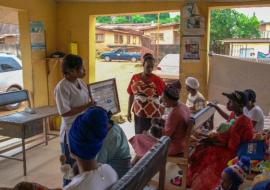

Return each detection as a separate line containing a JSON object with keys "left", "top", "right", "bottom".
{"left": 0, "top": 106, "right": 58, "bottom": 176}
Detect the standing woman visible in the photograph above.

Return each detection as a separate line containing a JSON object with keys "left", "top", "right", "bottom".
{"left": 127, "top": 53, "right": 165, "bottom": 134}
{"left": 54, "top": 54, "right": 94, "bottom": 186}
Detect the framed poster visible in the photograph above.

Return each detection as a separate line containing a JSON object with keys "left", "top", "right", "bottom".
{"left": 183, "top": 37, "right": 201, "bottom": 60}
{"left": 182, "top": 2, "right": 205, "bottom": 36}
{"left": 88, "top": 78, "right": 120, "bottom": 114}
{"left": 30, "top": 21, "right": 46, "bottom": 50}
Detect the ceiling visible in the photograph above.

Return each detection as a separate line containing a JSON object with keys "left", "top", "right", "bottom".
{"left": 55, "top": 0, "right": 260, "bottom": 2}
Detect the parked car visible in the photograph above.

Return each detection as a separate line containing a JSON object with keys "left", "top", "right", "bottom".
{"left": 153, "top": 54, "right": 180, "bottom": 81}
{"left": 0, "top": 53, "right": 23, "bottom": 110}
{"left": 100, "top": 48, "right": 141, "bottom": 62}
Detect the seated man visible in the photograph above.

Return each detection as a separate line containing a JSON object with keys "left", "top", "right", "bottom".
{"left": 65, "top": 106, "right": 118, "bottom": 190}
{"left": 97, "top": 111, "right": 131, "bottom": 178}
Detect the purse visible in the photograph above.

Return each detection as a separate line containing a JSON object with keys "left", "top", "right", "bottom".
{"left": 237, "top": 140, "right": 266, "bottom": 160}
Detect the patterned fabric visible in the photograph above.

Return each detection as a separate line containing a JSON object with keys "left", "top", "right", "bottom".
{"left": 188, "top": 115, "right": 254, "bottom": 190}
{"left": 127, "top": 73, "right": 165, "bottom": 118}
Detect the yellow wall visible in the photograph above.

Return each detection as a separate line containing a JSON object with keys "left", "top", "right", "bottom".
{"left": 0, "top": 0, "right": 56, "bottom": 107}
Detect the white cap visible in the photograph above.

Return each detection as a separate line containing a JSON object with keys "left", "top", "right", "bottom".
{"left": 185, "top": 77, "right": 200, "bottom": 90}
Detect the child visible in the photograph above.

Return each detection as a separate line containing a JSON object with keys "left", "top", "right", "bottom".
{"left": 59, "top": 155, "right": 74, "bottom": 182}
{"left": 215, "top": 157, "right": 250, "bottom": 190}
{"left": 185, "top": 76, "right": 206, "bottom": 113}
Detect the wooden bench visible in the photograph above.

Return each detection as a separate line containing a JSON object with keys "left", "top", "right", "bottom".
{"left": 165, "top": 105, "right": 216, "bottom": 190}
{"left": 109, "top": 136, "right": 171, "bottom": 190}
{"left": 0, "top": 90, "right": 58, "bottom": 176}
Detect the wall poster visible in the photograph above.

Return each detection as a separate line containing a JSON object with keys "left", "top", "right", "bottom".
{"left": 183, "top": 37, "right": 201, "bottom": 60}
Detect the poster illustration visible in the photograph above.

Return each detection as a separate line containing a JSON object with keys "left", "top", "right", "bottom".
{"left": 30, "top": 21, "right": 45, "bottom": 50}
{"left": 182, "top": 2, "right": 205, "bottom": 36}
{"left": 183, "top": 37, "right": 200, "bottom": 60}
{"left": 88, "top": 78, "right": 120, "bottom": 114}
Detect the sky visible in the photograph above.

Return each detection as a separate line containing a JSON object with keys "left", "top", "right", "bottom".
{"left": 234, "top": 7, "right": 270, "bottom": 22}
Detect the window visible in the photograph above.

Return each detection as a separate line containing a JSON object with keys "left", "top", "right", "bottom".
{"left": 133, "top": 36, "right": 137, "bottom": 44}
{"left": 119, "top": 35, "right": 123, "bottom": 44}
{"left": 114, "top": 34, "right": 119, "bottom": 43}
{"left": 96, "top": 34, "right": 104, "bottom": 43}
{"left": 0, "top": 57, "right": 21, "bottom": 73}
{"left": 127, "top": 36, "right": 130, "bottom": 44}
{"left": 239, "top": 48, "right": 255, "bottom": 58}
{"left": 150, "top": 33, "right": 164, "bottom": 41}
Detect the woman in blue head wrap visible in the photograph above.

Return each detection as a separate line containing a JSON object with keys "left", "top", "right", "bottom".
{"left": 64, "top": 106, "right": 118, "bottom": 190}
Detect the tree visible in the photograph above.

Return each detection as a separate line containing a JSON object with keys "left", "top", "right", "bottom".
{"left": 131, "top": 15, "right": 147, "bottom": 23}
{"left": 144, "top": 14, "right": 158, "bottom": 23}
{"left": 113, "top": 16, "right": 129, "bottom": 24}
{"left": 96, "top": 16, "right": 112, "bottom": 24}
{"left": 210, "top": 9, "right": 261, "bottom": 45}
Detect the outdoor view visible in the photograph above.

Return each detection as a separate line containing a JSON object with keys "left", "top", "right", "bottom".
{"left": 95, "top": 12, "right": 181, "bottom": 116}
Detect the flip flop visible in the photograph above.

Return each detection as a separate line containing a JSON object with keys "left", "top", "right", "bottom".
{"left": 170, "top": 176, "right": 182, "bottom": 186}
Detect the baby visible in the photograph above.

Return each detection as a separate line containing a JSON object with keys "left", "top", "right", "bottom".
{"left": 59, "top": 155, "right": 74, "bottom": 181}
{"left": 215, "top": 156, "right": 250, "bottom": 190}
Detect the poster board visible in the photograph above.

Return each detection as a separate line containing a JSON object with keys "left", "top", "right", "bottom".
{"left": 30, "top": 21, "right": 46, "bottom": 51}
{"left": 182, "top": 2, "right": 205, "bottom": 36}
{"left": 88, "top": 78, "right": 120, "bottom": 114}
{"left": 183, "top": 37, "right": 200, "bottom": 60}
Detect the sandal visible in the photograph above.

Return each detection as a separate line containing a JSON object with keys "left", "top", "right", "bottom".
{"left": 170, "top": 176, "right": 182, "bottom": 186}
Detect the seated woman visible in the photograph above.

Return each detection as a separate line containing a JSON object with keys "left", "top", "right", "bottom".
{"left": 129, "top": 82, "right": 190, "bottom": 163}
{"left": 187, "top": 90, "right": 254, "bottom": 190}
{"left": 65, "top": 106, "right": 118, "bottom": 190}
{"left": 208, "top": 92, "right": 237, "bottom": 134}
{"left": 244, "top": 89, "right": 265, "bottom": 133}
{"left": 97, "top": 111, "right": 131, "bottom": 178}
{"left": 185, "top": 77, "right": 206, "bottom": 113}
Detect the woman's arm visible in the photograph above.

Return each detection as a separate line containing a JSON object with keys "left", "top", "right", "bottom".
{"left": 127, "top": 94, "right": 134, "bottom": 122}
{"left": 62, "top": 101, "right": 95, "bottom": 117}
{"left": 208, "top": 103, "right": 229, "bottom": 120}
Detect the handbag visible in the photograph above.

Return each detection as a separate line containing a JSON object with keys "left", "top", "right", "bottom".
{"left": 237, "top": 140, "right": 266, "bottom": 160}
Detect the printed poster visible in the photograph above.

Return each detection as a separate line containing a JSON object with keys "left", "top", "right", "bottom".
{"left": 183, "top": 37, "right": 200, "bottom": 60}
{"left": 30, "top": 21, "right": 45, "bottom": 50}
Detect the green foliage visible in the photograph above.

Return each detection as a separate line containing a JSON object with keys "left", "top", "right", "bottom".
{"left": 96, "top": 13, "right": 180, "bottom": 24}
{"left": 210, "top": 9, "right": 261, "bottom": 44}
{"left": 113, "top": 16, "right": 129, "bottom": 24}
{"left": 131, "top": 15, "right": 147, "bottom": 23}
{"left": 96, "top": 16, "right": 112, "bottom": 24}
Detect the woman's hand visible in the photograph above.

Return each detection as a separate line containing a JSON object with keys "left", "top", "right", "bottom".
{"left": 127, "top": 112, "right": 132, "bottom": 122}
{"left": 87, "top": 100, "right": 96, "bottom": 107}
{"left": 207, "top": 102, "right": 217, "bottom": 108}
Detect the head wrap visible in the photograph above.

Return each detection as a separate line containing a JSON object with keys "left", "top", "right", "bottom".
{"left": 224, "top": 156, "right": 250, "bottom": 187}
{"left": 222, "top": 90, "right": 248, "bottom": 106}
{"left": 164, "top": 82, "right": 180, "bottom": 101}
{"left": 185, "top": 77, "right": 200, "bottom": 90}
{"left": 69, "top": 106, "right": 108, "bottom": 160}
{"left": 245, "top": 89, "right": 256, "bottom": 103}
{"left": 252, "top": 179, "right": 270, "bottom": 190}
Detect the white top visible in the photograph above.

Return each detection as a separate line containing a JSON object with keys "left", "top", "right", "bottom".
{"left": 54, "top": 78, "right": 90, "bottom": 143}
{"left": 186, "top": 91, "right": 205, "bottom": 112}
{"left": 243, "top": 105, "right": 265, "bottom": 132}
{"left": 64, "top": 164, "right": 118, "bottom": 190}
